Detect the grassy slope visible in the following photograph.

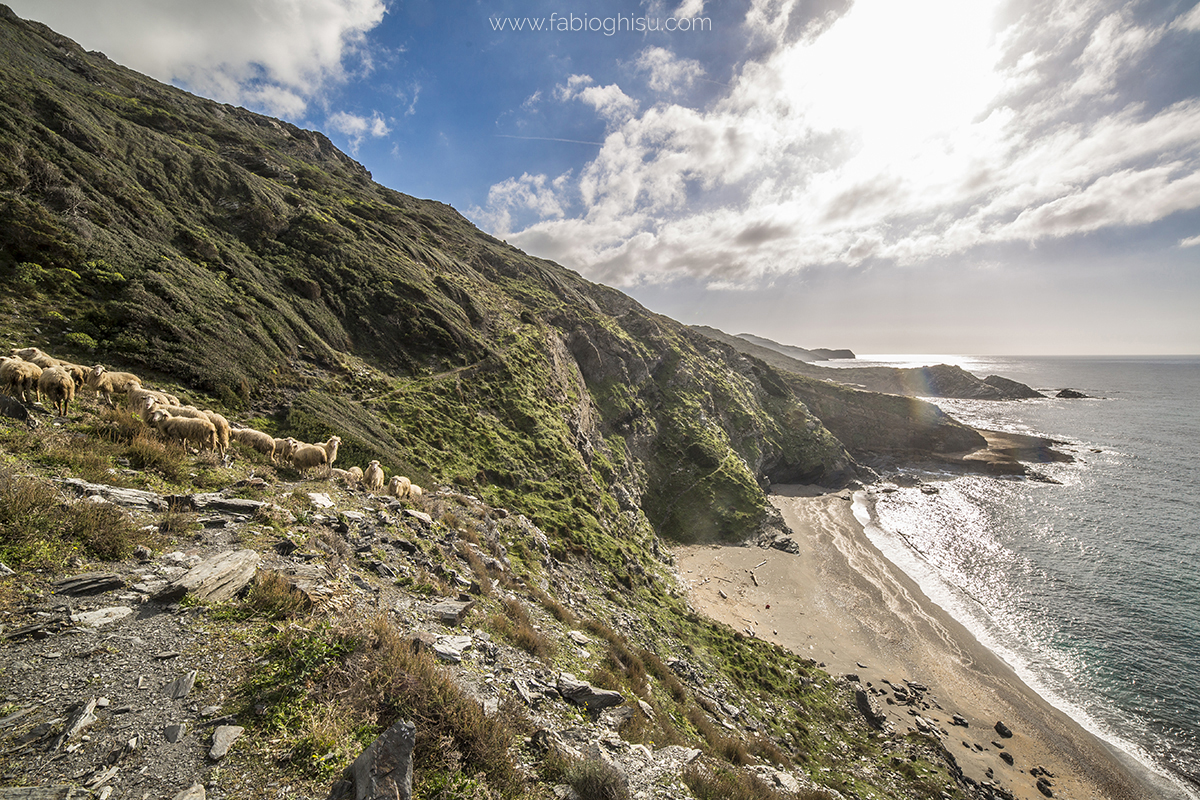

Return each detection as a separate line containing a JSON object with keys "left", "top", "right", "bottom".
{"left": 0, "top": 7, "right": 853, "bottom": 566}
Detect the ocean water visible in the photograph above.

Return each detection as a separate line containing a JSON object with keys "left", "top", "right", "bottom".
{"left": 841, "top": 355, "right": 1200, "bottom": 798}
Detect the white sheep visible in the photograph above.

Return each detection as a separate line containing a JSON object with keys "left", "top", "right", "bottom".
{"left": 129, "top": 385, "right": 179, "bottom": 412}
{"left": 230, "top": 427, "right": 276, "bottom": 460}
{"left": 347, "top": 465, "right": 363, "bottom": 484}
{"left": 290, "top": 436, "right": 341, "bottom": 476}
{"left": 409, "top": 483, "right": 424, "bottom": 500}
{"left": 59, "top": 362, "right": 89, "bottom": 389}
{"left": 87, "top": 364, "right": 141, "bottom": 406}
{"left": 143, "top": 399, "right": 230, "bottom": 455}
{"left": 37, "top": 366, "right": 75, "bottom": 416}
{"left": 272, "top": 437, "right": 299, "bottom": 464}
{"left": 147, "top": 408, "right": 218, "bottom": 451}
{"left": 362, "top": 460, "right": 385, "bottom": 492}
{"left": 11, "top": 347, "right": 61, "bottom": 368}
{"left": 387, "top": 475, "right": 411, "bottom": 499}
{"left": 329, "top": 467, "right": 359, "bottom": 485}
{"left": 204, "top": 409, "right": 231, "bottom": 456}
{"left": 1, "top": 357, "right": 42, "bottom": 404}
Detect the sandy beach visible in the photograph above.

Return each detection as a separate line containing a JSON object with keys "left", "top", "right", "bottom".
{"left": 675, "top": 486, "right": 1154, "bottom": 800}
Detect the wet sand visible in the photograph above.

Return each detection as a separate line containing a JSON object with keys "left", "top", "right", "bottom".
{"left": 675, "top": 486, "right": 1152, "bottom": 800}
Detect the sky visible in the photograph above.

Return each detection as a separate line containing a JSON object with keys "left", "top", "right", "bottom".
{"left": 9, "top": 0, "right": 1200, "bottom": 354}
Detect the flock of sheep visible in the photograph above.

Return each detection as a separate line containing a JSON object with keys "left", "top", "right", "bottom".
{"left": 0, "top": 346, "right": 423, "bottom": 500}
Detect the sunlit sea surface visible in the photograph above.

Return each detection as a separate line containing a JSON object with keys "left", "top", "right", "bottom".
{"left": 842, "top": 355, "right": 1200, "bottom": 798}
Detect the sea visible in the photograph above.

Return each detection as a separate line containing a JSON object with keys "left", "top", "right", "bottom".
{"left": 823, "top": 354, "right": 1200, "bottom": 799}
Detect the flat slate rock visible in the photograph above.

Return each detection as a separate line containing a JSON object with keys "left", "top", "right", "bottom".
{"left": 164, "top": 670, "right": 198, "bottom": 700}
{"left": 169, "top": 493, "right": 269, "bottom": 514}
{"left": 59, "top": 478, "right": 167, "bottom": 512}
{"left": 70, "top": 606, "right": 134, "bottom": 628}
{"left": 171, "top": 785, "right": 206, "bottom": 800}
{"left": 430, "top": 599, "right": 475, "bottom": 625}
{"left": 403, "top": 509, "right": 433, "bottom": 525}
{"left": 154, "top": 549, "right": 260, "bottom": 603}
{"left": 209, "top": 725, "right": 244, "bottom": 760}
{"left": 557, "top": 673, "right": 624, "bottom": 711}
{"left": 0, "top": 788, "right": 94, "bottom": 800}
{"left": 328, "top": 718, "right": 416, "bottom": 800}
{"left": 53, "top": 572, "right": 125, "bottom": 595}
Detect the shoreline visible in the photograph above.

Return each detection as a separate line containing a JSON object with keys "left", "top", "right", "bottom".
{"left": 674, "top": 486, "right": 1160, "bottom": 800}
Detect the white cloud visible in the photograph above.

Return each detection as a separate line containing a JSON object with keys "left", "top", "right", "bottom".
{"left": 1170, "top": 3, "right": 1200, "bottom": 33}
{"left": 633, "top": 47, "right": 706, "bottom": 94}
{"left": 674, "top": 0, "right": 706, "bottom": 21}
{"left": 477, "top": 0, "right": 1200, "bottom": 290}
{"left": 6, "top": 0, "right": 386, "bottom": 117}
{"left": 326, "top": 110, "right": 390, "bottom": 152}
{"left": 468, "top": 173, "right": 570, "bottom": 237}
{"left": 559, "top": 75, "right": 639, "bottom": 125}
{"left": 1181, "top": 234, "right": 1200, "bottom": 248}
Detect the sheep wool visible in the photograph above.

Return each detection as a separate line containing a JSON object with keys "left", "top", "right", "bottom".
{"left": 148, "top": 408, "right": 218, "bottom": 451}
{"left": 231, "top": 427, "right": 276, "bottom": 459}
{"left": 362, "top": 460, "right": 385, "bottom": 492}
{"left": 37, "top": 366, "right": 75, "bottom": 416}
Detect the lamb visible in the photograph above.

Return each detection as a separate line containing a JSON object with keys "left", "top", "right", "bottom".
{"left": 87, "top": 365, "right": 141, "bottom": 406}
{"left": 362, "top": 460, "right": 385, "bottom": 492}
{"left": 290, "top": 436, "right": 342, "bottom": 476}
{"left": 230, "top": 427, "right": 276, "bottom": 460}
{"left": 147, "top": 408, "right": 218, "bottom": 451}
{"left": 0, "top": 395, "right": 37, "bottom": 429}
{"left": 1, "top": 358, "right": 42, "bottom": 404}
{"left": 347, "top": 465, "right": 363, "bottom": 483}
{"left": 387, "top": 475, "right": 412, "bottom": 499}
{"left": 37, "top": 366, "right": 75, "bottom": 416}
{"left": 409, "top": 483, "right": 424, "bottom": 500}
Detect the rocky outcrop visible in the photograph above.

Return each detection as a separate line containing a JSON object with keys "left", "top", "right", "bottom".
{"left": 983, "top": 375, "right": 1044, "bottom": 399}
{"left": 784, "top": 373, "right": 985, "bottom": 458}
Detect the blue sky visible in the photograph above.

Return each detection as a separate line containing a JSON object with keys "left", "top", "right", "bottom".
{"left": 11, "top": 0, "right": 1200, "bottom": 354}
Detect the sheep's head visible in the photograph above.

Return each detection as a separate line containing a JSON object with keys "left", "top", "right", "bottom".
{"left": 91, "top": 365, "right": 106, "bottom": 376}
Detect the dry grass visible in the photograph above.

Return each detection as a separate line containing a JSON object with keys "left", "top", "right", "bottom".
{"left": 244, "top": 570, "right": 311, "bottom": 619}
{"left": 490, "top": 596, "right": 553, "bottom": 660}
{"left": 543, "top": 750, "right": 630, "bottom": 800}
{"left": 457, "top": 542, "right": 493, "bottom": 595}
{"left": 240, "top": 615, "right": 526, "bottom": 797}
{"left": 682, "top": 762, "right": 802, "bottom": 800}
{"left": 0, "top": 466, "right": 144, "bottom": 568}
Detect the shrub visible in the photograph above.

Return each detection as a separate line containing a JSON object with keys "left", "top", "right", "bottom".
{"left": 244, "top": 570, "right": 311, "bottom": 619}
